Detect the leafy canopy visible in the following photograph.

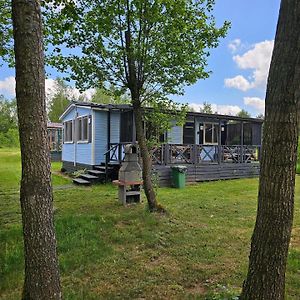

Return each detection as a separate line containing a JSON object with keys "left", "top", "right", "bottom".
{"left": 91, "top": 85, "right": 130, "bottom": 104}
{"left": 200, "top": 101, "right": 213, "bottom": 114}
{"left": 47, "top": 78, "right": 71, "bottom": 122}
{"left": 44, "top": 0, "right": 230, "bottom": 100}
{"left": 236, "top": 109, "right": 251, "bottom": 118}
{"left": 0, "top": 0, "right": 13, "bottom": 66}
{"left": 0, "top": 95, "right": 18, "bottom": 132}
{"left": 0, "top": 95, "right": 19, "bottom": 147}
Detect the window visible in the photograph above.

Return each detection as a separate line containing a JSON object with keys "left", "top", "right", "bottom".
{"left": 183, "top": 118, "right": 195, "bottom": 144}
{"left": 64, "top": 121, "right": 73, "bottom": 143}
{"left": 77, "top": 116, "right": 89, "bottom": 142}
{"left": 120, "top": 111, "right": 133, "bottom": 142}
{"left": 200, "top": 123, "right": 219, "bottom": 144}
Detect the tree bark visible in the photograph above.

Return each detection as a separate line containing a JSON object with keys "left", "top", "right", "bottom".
{"left": 241, "top": 1, "right": 300, "bottom": 299}
{"left": 12, "top": 0, "right": 61, "bottom": 299}
{"left": 133, "top": 100, "right": 163, "bottom": 212}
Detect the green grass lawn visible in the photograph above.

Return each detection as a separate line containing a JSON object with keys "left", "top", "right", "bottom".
{"left": 0, "top": 148, "right": 299, "bottom": 299}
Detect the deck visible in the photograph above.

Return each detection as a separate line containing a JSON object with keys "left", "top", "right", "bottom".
{"left": 105, "top": 143, "right": 261, "bottom": 186}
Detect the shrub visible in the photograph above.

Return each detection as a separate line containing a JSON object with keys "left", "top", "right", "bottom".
{"left": 0, "top": 128, "right": 19, "bottom": 148}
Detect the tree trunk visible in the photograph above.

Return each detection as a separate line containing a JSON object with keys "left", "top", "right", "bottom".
{"left": 133, "top": 100, "right": 163, "bottom": 212}
{"left": 12, "top": 0, "right": 61, "bottom": 299}
{"left": 241, "top": 1, "right": 300, "bottom": 299}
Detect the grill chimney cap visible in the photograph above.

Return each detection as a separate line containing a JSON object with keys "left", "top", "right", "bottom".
{"left": 124, "top": 144, "right": 138, "bottom": 154}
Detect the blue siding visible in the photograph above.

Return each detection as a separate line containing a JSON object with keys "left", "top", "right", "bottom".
{"left": 110, "top": 112, "right": 120, "bottom": 143}
{"left": 77, "top": 107, "right": 91, "bottom": 117}
{"left": 63, "top": 107, "right": 76, "bottom": 121}
{"left": 94, "top": 111, "right": 108, "bottom": 164}
{"left": 62, "top": 143, "right": 74, "bottom": 162}
{"left": 61, "top": 106, "right": 75, "bottom": 163}
{"left": 75, "top": 143, "right": 92, "bottom": 165}
{"left": 61, "top": 106, "right": 93, "bottom": 165}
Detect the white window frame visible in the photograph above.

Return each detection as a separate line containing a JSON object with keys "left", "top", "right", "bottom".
{"left": 202, "top": 122, "right": 219, "bottom": 145}
{"left": 63, "top": 120, "right": 73, "bottom": 143}
{"left": 76, "top": 115, "right": 90, "bottom": 143}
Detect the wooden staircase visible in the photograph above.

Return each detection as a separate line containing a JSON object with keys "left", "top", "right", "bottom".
{"left": 72, "top": 164, "right": 119, "bottom": 186}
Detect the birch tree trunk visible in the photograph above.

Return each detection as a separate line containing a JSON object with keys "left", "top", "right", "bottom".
{"left": 12, "top": 0, "right": 61, "bottom": 298}
{"left": 133, "top": 100, "right": 162, "bottom": 212}
{"left": 241, "top": 0, "right": 300, "bottom": 299}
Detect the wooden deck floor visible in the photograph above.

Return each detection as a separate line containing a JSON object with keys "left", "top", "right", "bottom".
{"left": 153, "top": 162, "right": 260, "bottom": 187}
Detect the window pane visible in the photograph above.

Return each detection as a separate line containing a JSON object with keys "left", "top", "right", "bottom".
{"left": 69, "top": 122, "right": 72, "bottom": 141}
{"left": 78, "top": 119, "right": 82, "bottom": 141}
{"left": 183, "top": 118, "right": 195, "bottom": 144}
{"left": 205, "top": 124, "right": 212, "bottom": 144}
{"left": 213, "top": 124, "right": 219, "bottom": 143}
{"left": 65, "top": 121, "right": 73, "bottom": 142}
{"left": 66, "top": 122, "right": 69, "bottom": 141}
{"left": 83, "top": 117, "right": 88, "bottom": 140}
{"left": 227, "top": 121, "right": 241, "bottom": 145}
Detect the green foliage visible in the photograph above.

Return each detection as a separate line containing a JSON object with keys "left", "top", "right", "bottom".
{"left": 256, "top": 113, "right": 264, "bottom": 119}
{"left": 44, "top": 0, "right": 230, "bottom": 109}
{"left": 48, "top": 78, "right": 71, "bottom": 122}
{"left": 91, "top": 85, "right": 130, "bottom": 104}
{"left": 0, "top": 128, "right": 19, "bottom": 148}
{"left": 71, "top": 169, "right": 86, "bottom": 178}
{"left": 1, "top": 149, "right": 300, "bottom": 299}
{"left": 0, "top": 0, "right": 13, "bottom": 65}
{"left": 200, "top": 101, "right": 213, "bottom": 114}
{"left": 297, "top": 138, "right": 300, "bottom": 174}
{"left": 0, "top": 96, "right": 17, "bottom": 132}
{"left": 0, "top": 96, "right": 19, "bottom": 147}
{"left": 236, "top": 109, "right": 251, "bottom": 118}
{"left": 144, "top": 97, "right": 188, "bottom": 146}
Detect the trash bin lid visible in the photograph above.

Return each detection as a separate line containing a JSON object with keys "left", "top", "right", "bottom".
{"left": 171, "top": 165, "right": 187, "bottom": 173}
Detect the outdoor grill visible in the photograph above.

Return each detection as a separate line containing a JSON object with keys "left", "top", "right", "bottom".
{"left": 113, "top": 144, "right": 142, "bottom": 205}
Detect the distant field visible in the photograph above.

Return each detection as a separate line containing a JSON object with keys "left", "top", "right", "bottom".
{"left": 0, "top": 148, "right": 299, "bottom": 299}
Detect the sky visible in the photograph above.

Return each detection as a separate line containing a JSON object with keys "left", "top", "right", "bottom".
{"left": 0, "top": 0, "right": 281, "bottom": 117}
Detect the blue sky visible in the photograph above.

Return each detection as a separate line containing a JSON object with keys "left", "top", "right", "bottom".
{"left": 0, "top": 0, "right": 281, "bottom": 116}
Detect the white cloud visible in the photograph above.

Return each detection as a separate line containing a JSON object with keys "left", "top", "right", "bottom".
{"left": 224, "top": 75, "right": 252, "bottom": 92}
{"left": 0, "top": 76, "right": 96, "bottom": 101}
{"left": 0, "top": 76, "right": 16, "bottom": 95}
{"left": 189, "top": 102, "right": 241, "bottom": 116}
{"left": 228, "top": 39, "right": 241, "bottom": 53}
{"left": 69, "top": 87, "right": 96, "bottom": 101}
{"left": 244, "top": 97, "right": 265, "bottom": 113}
{"left": 225, "top": 40, "right": 274, "bottom": 91}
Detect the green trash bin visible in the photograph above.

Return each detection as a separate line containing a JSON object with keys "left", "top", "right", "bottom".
{"left": 171, "top": 166, "right": 187, "bottom": 188}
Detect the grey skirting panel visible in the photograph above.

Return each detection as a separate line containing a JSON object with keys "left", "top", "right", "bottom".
{"left": 153, "top": 163, "right": 260, "bottom": 187}
{"left": 50, "top": 151, "right": 62, "bottom": 162}
{"left": 62, "top": 161, "right": 93, "bottom": 173}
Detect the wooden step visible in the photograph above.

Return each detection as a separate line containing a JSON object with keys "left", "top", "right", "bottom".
{"left": 80, "top": 174, "right": 99, "bottom": 181}
{"left": 87, "top": 170, "right": 106, "bottom": 176}
{"left": 73, "top": 178, "right": 91, "bottom": 186}
{"left": 94, "top": 166, "right": 114, "bottom": 171}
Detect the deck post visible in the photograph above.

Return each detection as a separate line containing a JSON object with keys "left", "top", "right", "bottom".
{"left": 164, "top": 144, "right": 170, "bottom": 165}
{"left": 193, "top": 144, "right": 197, "bottom": 164}
{"left": 118, "top": 144, "right": 122, "bottom": 164}
{"left": 106, "top": 109, "right": 111, "bottom": 182}
{"left": 240, "top": 121, "right": 244, "bottom": 163}
{"left": 218, "top": 119, "right": 222, "bottom": 164}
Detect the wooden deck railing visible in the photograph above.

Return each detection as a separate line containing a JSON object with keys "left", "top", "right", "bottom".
{"left": 104, "top": 143, "right": 261, "bottom": 165}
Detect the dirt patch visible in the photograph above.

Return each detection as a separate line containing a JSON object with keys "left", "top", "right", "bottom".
{"left": 290, "top": 227, "right": 300, "bottom": 248}
{"left": 186, "top": 282, "right": 207, "bottom": 296}
{"left": 145, "top": 254, "right": 181, "bottom": 274}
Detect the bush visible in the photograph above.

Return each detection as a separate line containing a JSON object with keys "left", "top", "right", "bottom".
{"left": 0, "top": 128, "right": 19, "bottom": 148}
